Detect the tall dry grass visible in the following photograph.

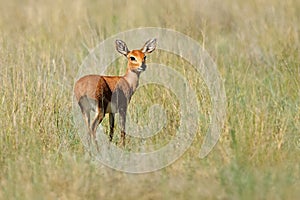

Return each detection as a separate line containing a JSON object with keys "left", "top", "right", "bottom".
{"left": 0, "top": 0, "right": 299, "bottom": 199}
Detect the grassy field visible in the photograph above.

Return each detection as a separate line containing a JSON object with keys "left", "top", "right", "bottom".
{"left": 0, "top": 0, "right": 299, "bottom": 199}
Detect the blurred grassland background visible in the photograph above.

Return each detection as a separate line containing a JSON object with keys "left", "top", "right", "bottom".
{"left": 0, "top": 0, "right": 299, "bottom": 199}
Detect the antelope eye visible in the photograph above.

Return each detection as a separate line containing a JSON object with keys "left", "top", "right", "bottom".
{"left": 130, "top": 56, "right": 136, "bottom": 61}
{"left": 144, "top": 56, "right": 147, "bottom": 60}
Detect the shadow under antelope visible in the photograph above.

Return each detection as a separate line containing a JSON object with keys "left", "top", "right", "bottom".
{"left": 74, "top": 38, "right": 157, "bottom": 151}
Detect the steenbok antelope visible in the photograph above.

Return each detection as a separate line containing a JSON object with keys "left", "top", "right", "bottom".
{"left": 74, "top": 38, "right": 157, "bottom": 150}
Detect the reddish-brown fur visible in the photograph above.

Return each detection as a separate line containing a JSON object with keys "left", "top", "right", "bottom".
{"left": 74, "top": 39, "right": 157, "bottom": 151}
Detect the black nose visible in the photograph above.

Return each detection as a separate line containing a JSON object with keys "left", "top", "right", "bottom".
{"left": 141, "top": 63, "right": 147, "bottom": 70}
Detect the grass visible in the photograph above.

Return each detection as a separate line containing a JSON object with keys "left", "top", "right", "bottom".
{"left": 0, "top": 0, "right": 299, "bottom": 199}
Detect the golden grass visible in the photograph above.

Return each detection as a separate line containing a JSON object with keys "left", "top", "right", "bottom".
{"left": 0, "top": 0, "right": 299, "bottom": 199}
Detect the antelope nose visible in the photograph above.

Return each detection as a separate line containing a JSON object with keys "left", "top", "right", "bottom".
{"left": 138, "top": 64, "right": 147, "bottom": 72}
{"left": 142, "top": 65, "right": 147, "bottom": 70}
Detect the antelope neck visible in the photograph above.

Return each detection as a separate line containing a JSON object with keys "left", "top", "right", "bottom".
{"left": 123, "top": 69, "right": 141, "bottom": 92}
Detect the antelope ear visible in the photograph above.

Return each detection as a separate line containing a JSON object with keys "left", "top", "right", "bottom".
{"left": 141, "top": 38, "right": 157, "bottom": 53}
{"left": 116, "top": 39, "right": 129, "bottom": 56}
